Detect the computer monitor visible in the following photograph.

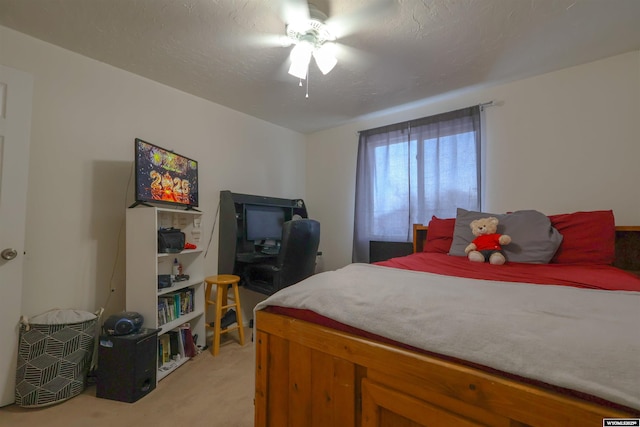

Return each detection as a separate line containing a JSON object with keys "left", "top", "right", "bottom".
{"left": 244, "top": 205, "right": 285, "bottom": 242}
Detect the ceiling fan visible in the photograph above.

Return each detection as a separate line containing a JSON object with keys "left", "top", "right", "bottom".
{"left": 277, "top": 0, "right": 395, "bottom": 82}
{"left": 284, "top": 3, "right": 337, "bottom": 79}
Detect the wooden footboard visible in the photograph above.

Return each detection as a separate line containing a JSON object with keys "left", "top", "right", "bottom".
{"left": 254, "top": 310, "right": 634, "bottom": 427}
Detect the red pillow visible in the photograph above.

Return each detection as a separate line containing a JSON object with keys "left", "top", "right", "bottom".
{"left": 423, "top": 216, "right": 455, "bottom": 253}
{"left": 548, "top": 210, "right": 615, "bottom": 264}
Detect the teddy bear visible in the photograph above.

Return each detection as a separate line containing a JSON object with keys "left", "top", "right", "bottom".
{"left": 464, "top": 217, "right": 512, "bottom": 265}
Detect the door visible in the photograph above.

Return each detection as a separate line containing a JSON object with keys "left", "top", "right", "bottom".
{"left": 0, "top": 65, "right": 33, "bottom": 406}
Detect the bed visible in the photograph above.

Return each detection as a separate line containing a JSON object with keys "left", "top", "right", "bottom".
{"left": 253, "top": 209, "right": 640, "bottom": 426}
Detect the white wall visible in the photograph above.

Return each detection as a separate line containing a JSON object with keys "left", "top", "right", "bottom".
{"left": 307, "top": 50, "right": 640, "bottom": 272}
{"left": 1, "top": 26, "right": 306, "bottom": 319}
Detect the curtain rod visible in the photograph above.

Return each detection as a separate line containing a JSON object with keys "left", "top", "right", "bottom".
{"left": 357, "top": 101, "right": 496, "bottom": 134}
{"left": 479, "top": 100, "right": 495, "bottom": 111}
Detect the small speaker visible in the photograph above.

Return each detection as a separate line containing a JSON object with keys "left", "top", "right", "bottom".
{"left": 97, "top": 328, "right": 159, "bottom": 403}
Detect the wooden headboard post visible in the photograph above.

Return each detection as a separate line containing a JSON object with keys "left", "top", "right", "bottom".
{"left": 412, "top": 223, "right": 428, "bottom": 253}
{"left": 614, "top": 226, "right": 640, "bottom": 275}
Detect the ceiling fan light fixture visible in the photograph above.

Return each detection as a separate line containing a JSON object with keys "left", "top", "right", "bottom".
{"left": 285, "top": 5, "right": 337, "bottom": 79}
{"left": 288, "top": 38, "right": 314, "bottom": 79}
{"left": 288, "top": 60, "right": 309, "bottom": 80}
{"left": 313, "top": 42, "right": 337, "bottom": 75}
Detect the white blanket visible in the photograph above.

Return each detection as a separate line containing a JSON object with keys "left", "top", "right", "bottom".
{"left": 255, "top": 263, "right": 640, "bottom": 410}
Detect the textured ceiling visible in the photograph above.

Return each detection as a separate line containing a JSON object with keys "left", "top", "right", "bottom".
{"left": 1, "top": 0, "right": 640, "bottom": 134}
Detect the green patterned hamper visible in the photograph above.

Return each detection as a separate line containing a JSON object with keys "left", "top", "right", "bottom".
{"left": 15, "top": 309, "right": 98, "bottom": 407}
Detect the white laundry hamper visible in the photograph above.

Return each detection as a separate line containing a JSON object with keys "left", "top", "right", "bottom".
{"left": 14, "top": 309, "right": 99, "bottom": 407}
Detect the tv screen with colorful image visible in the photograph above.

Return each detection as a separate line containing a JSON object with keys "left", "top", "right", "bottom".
{"left": 134, "top": 138, "right": 199, "bottom": 209}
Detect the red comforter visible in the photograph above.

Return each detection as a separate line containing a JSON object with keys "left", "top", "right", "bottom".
{"left": 376, "top": 252, "right": 640, "bottom": 291}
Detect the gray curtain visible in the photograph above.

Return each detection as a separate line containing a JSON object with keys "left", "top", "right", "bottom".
{"left": 353, "top": 106, "right": 481, "bottom": 263}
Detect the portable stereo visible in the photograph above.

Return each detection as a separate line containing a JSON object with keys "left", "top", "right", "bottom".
{"left": 103, "top": 311, "right": 144, "bottom": 336}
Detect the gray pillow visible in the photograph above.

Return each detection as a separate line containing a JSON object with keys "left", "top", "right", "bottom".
{"left": 448, "top": 208, "right": 563, "bottom": 264}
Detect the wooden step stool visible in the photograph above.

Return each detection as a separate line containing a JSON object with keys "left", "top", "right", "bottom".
{"left": 204, "top": 274, "right": 245, "bottom": 356}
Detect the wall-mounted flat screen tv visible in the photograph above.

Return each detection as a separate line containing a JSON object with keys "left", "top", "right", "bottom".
{"left": 133, "top": 138, "right": 199, "bottom": 209}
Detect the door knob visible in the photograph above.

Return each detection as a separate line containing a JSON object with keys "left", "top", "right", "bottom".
{"left": 1, "top": 248, "right": 18, "bottom": 260}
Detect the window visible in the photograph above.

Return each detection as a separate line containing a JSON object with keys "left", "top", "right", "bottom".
{"left": 353, "top": 106, "right": 482, "bottom": 262}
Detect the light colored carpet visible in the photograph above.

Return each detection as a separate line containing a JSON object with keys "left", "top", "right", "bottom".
{"left": 0, "top": 329, "right": 254, "bottom": 427}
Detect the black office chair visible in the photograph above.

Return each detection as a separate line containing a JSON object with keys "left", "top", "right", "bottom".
{"left": 243, "top": 219, "right": 320, "bottom": 295}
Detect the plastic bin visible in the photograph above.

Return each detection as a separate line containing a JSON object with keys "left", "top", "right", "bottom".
{"left": 14, "top": 309, "right": 98, "bottom": 407}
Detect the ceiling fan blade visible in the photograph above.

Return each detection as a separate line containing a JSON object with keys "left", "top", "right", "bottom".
{"left": 235, "top": 33, "right": 292, "bottom": 49}
{"left": 332, "top": 42, "right": 376, "bottom": 72}
{"left": 279, "top": 0, "right": 310, "bottom": 25}
{"left": 325, "top": 0, "right": 397, "bottom": 39}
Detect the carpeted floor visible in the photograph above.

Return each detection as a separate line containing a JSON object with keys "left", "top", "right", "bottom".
{"left": 0, "top": 329, "right": 254, "bottom": 427}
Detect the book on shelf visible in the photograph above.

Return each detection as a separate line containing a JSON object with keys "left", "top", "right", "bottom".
{"left": 157, "top": 295, "right": 177, "bottom": 325}
{"left": 167, "top": 296, "right": 176, "bottom": 320}
{"left": 158, "top": 300, "right": 167, "bottom": 326}
{"left": 180, "top": 323, "right": 197, "bottom": 358}
{"left": 179, "top": 288, "right": 194, "bottom": 315}
{"left": 167, "top": 330, "right": 185, "bottom": 359}
{"left": 159, "top": 334, "right": 171, "bottom": 364}
{"left": 167, "top": 292, "right": 181, "bottom": 319}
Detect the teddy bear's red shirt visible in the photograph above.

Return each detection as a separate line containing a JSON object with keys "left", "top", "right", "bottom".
{"left": 472, "top": 233, "right": 504, "bottom": 251}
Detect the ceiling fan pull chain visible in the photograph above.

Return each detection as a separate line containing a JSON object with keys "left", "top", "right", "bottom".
{"left": 306, "top": 71, "right": 309, "bottom": 98}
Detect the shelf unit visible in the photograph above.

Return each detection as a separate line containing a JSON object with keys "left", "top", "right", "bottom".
{"left": 126, "top": 206, "right": 205, "bottom": 382}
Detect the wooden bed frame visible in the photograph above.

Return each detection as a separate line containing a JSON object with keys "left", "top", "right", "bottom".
{"left": 254, "top": 225, "right": 640, "bottom": 426}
